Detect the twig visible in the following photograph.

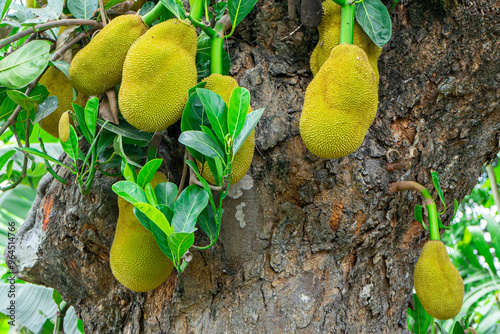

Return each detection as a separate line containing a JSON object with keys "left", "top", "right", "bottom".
{"left": 389, "top": 180, "right": 426, "bottom": 195}
{"left": 186, "top": 151, "right": 225, "bottom": 192}
{"left": 0, "top": 19, "right": 102, "bottom": 50}
{"left": 98, "top": 0, "right": 108, "bottom": 26}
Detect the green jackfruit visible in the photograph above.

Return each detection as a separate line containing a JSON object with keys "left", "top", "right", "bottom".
{"left": 300, "top": 44, "right": 378, "bottom": 159}
{"left": 58, "top": 112, "right": 70, "bottom": 142}
{"left": 197, "top": 74, "right": 255, "bottom": 185}
{"left": 110, "top": 172, "right": 174, "bottom": 292}
{"left": 38, "top": 66, "right": 87, "bottom": 138}
{"left": 414, "top": 240, "right": 464, "bottom": 320}
{"left": 310, "top": 0, "right": 381, "bottom": 81}
{"left": 119, "top": 19, "right": 197, "bottom": 132}
{"left": 69, "top": 15, "right": 148, "bottom": 96}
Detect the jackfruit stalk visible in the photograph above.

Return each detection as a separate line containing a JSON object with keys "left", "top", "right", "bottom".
{"left": 198, "top": 73, "right": 254, "bottom": 185}
{"left": 119, "top": 19, "right": 197, "bottom": 132}
{"left": 414, "top": 240, "right": 464, "bottom": 320}
{"left": 300, "top": 44, "right": 378, "bottom": 159}
{"left": 69, "top": 14, "right": 148, "bottom": 96}
{"left": 38, "top": 66, "right": 87, "bottom": 139}
{"left": 310, "top": 0, "right": 381, "bottom": 81}
{"left": 110, "top": 172, "right": 174, "bottom": 292}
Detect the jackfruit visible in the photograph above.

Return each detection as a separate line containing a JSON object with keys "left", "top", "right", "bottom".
{"left": 26, "top": 0, "right": 47, "bottom": 8}
{"left": 197, "top": 74, "right": 255, "bottom": 185}
{"left": 58, "top": 111, "right": 70, "bottom": 142}
{"left": 110, "top": 172, "right": 174, "bottom": 292}
{"left": 414, "top": 240, "right": 464, "bottom": 320}
{"left": 38, "top": 66, "right": 87, "bottom": 138}
{"left": 299, "top": 44, "right": 378, "bottom": 159}
{"left": 119, "top": 19, "right": 197, "bottom": 132}
{"left": 69, "top": 14, "right": 148, "bottom": 96}
{"left": 310, "top": 0, "right": 381, "bottom": 81}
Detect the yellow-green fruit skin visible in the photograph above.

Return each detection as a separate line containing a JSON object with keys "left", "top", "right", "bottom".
{"left": 414, "top": 241, "right": 464, "bottom": 320}
{"left": 38, "top": 66, "right": 87, "bottom": 138}
{"left": 110, "top": 172, "right": 174, "bottom": 292}
{"left": 119, "top": 19, "right": 197, "bottom": 132}
{"left": 199, "top": 74, "right": 254, "bottom": 185}
{"left": 69, "top": 15, "right": 148, "bottom": 96}
{"left": 58, "top": 112, "right": 70, "bottom": 142}
{"left": 310, "top": 0, "right": 381, "bottom": 81}
{"left": 300, "top": 44, "right": 378, "bottom": 159}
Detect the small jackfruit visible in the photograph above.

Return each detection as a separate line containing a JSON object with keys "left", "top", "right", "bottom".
{"left": 414, "top": 240, "right": 464, "bottom": 320}
{"left": 299, "top": 44, "right": 378, "bottom": 159}
{"left": 310, "top": 0, "right": 381, "bottom": 81}
{"left": 38, "top": 66, "right": 87, "bottom": 138}
{"left": 110, "top": 172, "right": 174, "bottom": 292}
{"left": 119, "top": 19, "right": 197, "bottom": 132}
{"left": 198, "top": 74, "right": 255, "bottom": 185}
{"left": 58, "top": 112, "right": 70, "bottom": 142}
{"left": 69, "top": 15, "right": 148, "bottom": 96}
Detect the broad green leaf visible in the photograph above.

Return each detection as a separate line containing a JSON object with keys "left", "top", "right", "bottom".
{"left": 135, "top": 202, "right": 174, "bottom": 235}
{"left": 154, "top": 182, "right": 177, "bottom": 209}
{"left": 0, "top": 149, "right": 15, "bottom": 171}
{"left": 159, "top": 0, "right": 185, "bottom": 19}
{"left": 138, "top": 1, "right": 155, "bottom": 14}
{"left": 408, "top": 294, "right": 432, "bottom": 334}
{"left": 17, "top": 147, "right": 68, "bottom": 169}
{"left": 34, "top": 96, "right": 58, "bottom": 124}
{"left": 413, "top": 205, "right": 428, "bottom": 230}
{"left": 181, "top": 90, "right": 209, "bottom": 162}
{"left": 462, "top": 280, "right": 499, "bottom": 311}
{"left": 6, "top": 90, "right": 36, "bottom": 112}
{"left": 96, "top": 131, "right": 115, "bottom": 156}
{"left": 145, "top": 183, "right": 157, "bottom": 206}
{"left": 136, "top": 158, "right": 162, "bottom": 189}
{"left": 84, "top": 96, "right": 98, "bottom": 140}
{"left": 485, "top": 215, "right": 500, "bottom": 262}
{"left": 172, "top": 185, "right": 208, "bottom": 233}
{"left": 167, "top": 232, "right": 194, "bottom": 264}
{"left": 104, "top": 0, "right": 126, "bottom": 9}
{"left": 50, "top": 60, "right": 69, "bottom": 78}
{"left": 67, "top": 0, "right": 98, "bottom": 20}
{"left": 178, "top": 130, "right": 225, "bottom": 160}
{"left": 233, "top": 107, "right": 264, "bottom": 154}
{"left": 113, "top": 135, "right": 142, "bottom": 168}
{"left": 133, "top": 206, "right": 153, "bottom": 231}
{"left": 148, "top": 206, "right": 174, "bottom": 260}
{"left": 195, "top": 33, "right": 230, "bottom": 81}
{"left": 96, "top": 118, "right": 154, "bottom": 142}
{"left": 112, "top": 180, "right": 148, "bottom": 205}
{"left": 185, "top": 159, "right": 215, "bottom": 210}
{"left": 228, "top": 0, "right": 258, "bottom": 28}
{"left": 464, "top": 226, "right": 496, "bottom": 274}
{"left": 0, "top": 0, "right": 12, "bottom": 21}
{"left": 73, "top": 103, "right": 91, "bottom": 143}
{"left": 52, "top": 289, "right": 63, "bottom": 307}
{"left": 26, "top": 0, "right": 63, "bottom": 23}
{"left": 476, "top": 309, "right": 500, "bottom": 333}
{"left": 457, "top": 241, "right": 482, "bottom": 270}
{"left": 0, "top": 40, "right": 50, "bottom": 89}
{"left": 120, "top": 159, "right": 137, "bottom": 182}
{"left": 355, "top": 0, "right": 392, "bottom": 48}
{"left": 228, "top": 87, "right": 249, "bottom": 141}
{"left": 452, "top": 320, "right": 466, "bottom": 334}
{"left": 196, "top": 88, "right": 228, "bottom": 143}
{"left": 197, "top": 204, "right": 217, "bottom": 241}
{"left": 60, "top": 125, "right": 79, "bottom": 163}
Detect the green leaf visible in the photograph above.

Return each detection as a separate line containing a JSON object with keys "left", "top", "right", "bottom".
{"left": 67, "top": 0, "right": 98, "bottom": 20}
{"left": 195, "top": 33, "right": 230, "bottom": 81}
{"left": 464, "top": 226, "right": 496, "bottom": 274}
{"left": 413, "top": 205, "right": 429, "bottom": 230}
{"left": 135, "top": 202, "right": 174, "bottom": 235}
{"left": 133, "top": 206, "right": 152, "bottom": 231}
{"left": 196, "top": 88, "right": 228, "bottom": 143}
{"left": 485, "top": 215, "right": 500, "bottom": 264}
{"left": 120, "top": 159, "right": 137, "bottom": 182}
{"left": 52, "top": 289, "right": 63, "bottom": 307}
{"left": 205, "top": 155, "right": 223, "bottom": 186}
{"left": 197, "top": 204, "right": 217, "bottom": 241}
{"left": 185, "top": 159, "right": 215, "bottom": 209}
{"left": 178, "top": 130, "right": 225, "bottom": 160}
{"left": 457, "top": 241, "right": 483, "bottom": 270}
{"left": 167, "top": 232, "right": 194, "bottom": 265}
{"left": 431, "top": 171, "right": 447, "bottom": 214}
{"left": 181, "top": 90, "right": 209, "bottom": 162}
{"left": 96, "top": 118, "right": 154, "bottom": 142}
{"left": 154, "top": 182, "right": 177, "bottom": 209}
{"left": 145, "top": 183, "right": 157, "bottom": 206}
{"left": 227, "top": 87, "right": 249, "bottom": 141}
{"left": 50, "top": 60, "right": 69, "bottom": 78}
{"left": 17, "top": 147, "right": 69, "bottom": 169}
{"left": 355, "top": 0, "right": 392, "bottom": 48}
{"left": 60, "top": 125, "right": 79, "bottom": 163}
{"left": 73, "top": 102, "right": 91, "bottom": 143}
{"left": 159, "top": 0, "right": 185, "bottom": 19}
{"left": 451, "top": 199, "right": 459, "bottom": 221}
{"left": 7, "top": 90, "right": 36, "bottom": 113}
{"left": 408, "top": 294, "right": 432, "bottom": 334}
{"left": 138, "top": 1, "right": 155, "bottom": 14}
{"left": 96, "top": 131, "right": 115, "bottom": 156}
{"left": 84, "top": 96, "right": 98, "bottom": 140}
{"left": 26, "top": 0, "right": 63, "bottom": 23}
{"left": 228, "top": 0, "right": 258, "bottom": 28}
{"left": 0, "top": 40, "right": 50, "bottom": 89}
{"left": 452, "top": 320, "right": 466, "bottom": 334}
{"left": 113, "top": 135, "right": 142, "bottom": 168}
{"left": 233, "top": 107, "right": 264, "bottom": 154}
{"left": 0, "top": 0, "right": 12, "bottom": 21}
{"left": 0, "top": 149, "right": 15, "bottom": 172}
{"left": 112, "top": 180, "right": 148, "bottom": 205}
{"left": 136, "top": 158, "right": 162, "bottom": 189}
{"left": 34, "top": 95, "right": 58, "bottom": 124}
{"left": 172, "top": 185, "right": 209, "bottom": 233}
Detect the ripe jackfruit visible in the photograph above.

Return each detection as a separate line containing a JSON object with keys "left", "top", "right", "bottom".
{"left": 310, "top": 0, "right": 381, "bottom": 81}
{"left": 299, "top": 44, "right": 378, "bottom": 159}
{"left": 110, "top": 172, "right": 174, "bottom": 292}
{"left": 196, "top": 74, "right": 255, "bottom": 185}
{"left": 414, "top": 240, "right": 464, "bottom": 320}
{"left": 38, "top": 66, "right": 87, "bottom": 138}
{"left": 119, "top": 19, "right": 197, "bottom": 132}
{"left": 69, "top": 15, "right": 148, "bottom": 96}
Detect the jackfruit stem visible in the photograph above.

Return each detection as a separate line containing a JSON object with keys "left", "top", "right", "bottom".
{"left": 190, "top": 0, "right": 204, "bottom": 22}
{"left": 339, "top": 3, "right": 355, "bottom": 44}
{"left": 142, "top": 2, "right": 170, "bottom": 27}
{"left": 211, "top": 17, "right": 231, "bottom": 74}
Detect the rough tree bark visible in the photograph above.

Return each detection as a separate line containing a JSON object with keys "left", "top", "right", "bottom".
{"left": 7, "top": 0, "right": 500, "bottom": 333}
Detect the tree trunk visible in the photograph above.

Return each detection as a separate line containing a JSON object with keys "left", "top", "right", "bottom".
{"left": 7, "top": 0, "right": 500, "bottom": 333}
